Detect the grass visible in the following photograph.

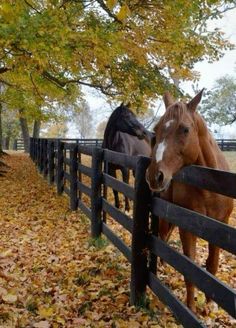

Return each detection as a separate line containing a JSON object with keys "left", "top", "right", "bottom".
{"left": 224, "top": 151, "right": 236, "bottom": 172}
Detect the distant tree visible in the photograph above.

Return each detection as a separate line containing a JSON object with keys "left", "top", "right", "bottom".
{"left": 200, "top": 75, "right": 236, "bottom": 125}
{"left": 96, "top": 120, "right": 108, "bottom": 138}
{"left": 71, "top": 102, "right": 93, "bottom": 138}
{"left": 2, "top": 106, "right": 21, "bottom": 149}
{"left": 41, "top": 121, "right": 68, "bottom": 138}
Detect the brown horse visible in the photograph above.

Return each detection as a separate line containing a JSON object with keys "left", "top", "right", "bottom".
{"left": 146, "top": 90, "right": 234, "bottom": 311}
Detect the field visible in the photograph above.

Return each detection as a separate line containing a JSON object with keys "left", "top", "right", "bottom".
{"left": 224, "top": 151, "right": 236, "bottom": 172}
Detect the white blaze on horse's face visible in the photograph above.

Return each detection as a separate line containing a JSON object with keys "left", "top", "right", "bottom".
{"left": 155, "top": 140, "right": 166, "bottom": 163}
{"left": 165, "top": 119, "right": 174, "bottom": 129}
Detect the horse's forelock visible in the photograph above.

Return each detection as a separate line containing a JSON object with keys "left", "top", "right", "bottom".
{"left": 154, "top": 102, "right": 187, "bottom": 132}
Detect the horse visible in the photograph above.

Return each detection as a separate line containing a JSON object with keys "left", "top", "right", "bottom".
{"left": 102, "top": 103, "right": 152, "bottom": 212}
{"left": 145, "top": 90, "right": 234, "bottom": 311}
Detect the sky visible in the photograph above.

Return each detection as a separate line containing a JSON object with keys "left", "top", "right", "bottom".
{"left": 68, "top": 8, "right": 236, "bottom": 138}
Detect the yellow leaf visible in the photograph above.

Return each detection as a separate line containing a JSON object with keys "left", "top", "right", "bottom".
{"left": 106, "top": 0, "right": 117, "bottom": 10}
{"left": 55, "top": 316, "right": 65, "bottom": 325}
{"left": 196, "top": 293, "right": 206, "bottom": 307}
{"left": 2, "top": 293, "right": 17, "bottom": 303}
{"left": 117, "top": 4, "right": 130, "bottom": 22}
{"left": 38, "top": 306, "right": 54, "bottom": 318}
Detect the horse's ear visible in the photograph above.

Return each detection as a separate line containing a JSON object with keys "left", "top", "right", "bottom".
{"left": 125, "top": 102, "right": 131, "bottom": 108}
{"left": 163, "top": 91, "right": 175, "bottom": 109}
{"left": 120, "top": 102, "right": 124, "bottom": 108}
{"left": 187, "top": 88, "right": 204, "bottom": 112}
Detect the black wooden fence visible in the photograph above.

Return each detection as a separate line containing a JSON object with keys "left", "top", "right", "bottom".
{"left": 30, "top": 137, "right": 236, "bottom": 328}
{"left": 216, "top": 139, "right": 236, "bottom": 151}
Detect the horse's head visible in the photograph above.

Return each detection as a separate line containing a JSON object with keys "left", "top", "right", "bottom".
{"left": 146, "top": 90, "right": 204, "bottom": 192}
{"left": 115, "top": 103, "right": 147, "bottom": 139}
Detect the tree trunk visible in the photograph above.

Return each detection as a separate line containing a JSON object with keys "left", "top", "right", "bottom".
{"left": 5, "top": 136, "right": 10, "bottom": 150}
{"left": 33, "top": 120, "right": 41, "bottom": 138}
{"left": 19, "top": 111, "right": 30, "bottom": 153}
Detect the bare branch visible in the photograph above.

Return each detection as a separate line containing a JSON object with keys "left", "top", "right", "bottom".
{"left": 24, "top": 0, "right": 41, "bottom": 14}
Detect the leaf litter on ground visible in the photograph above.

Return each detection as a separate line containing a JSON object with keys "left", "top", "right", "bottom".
{"left": 0, "top": 152, "right": 235, "bottom": 327}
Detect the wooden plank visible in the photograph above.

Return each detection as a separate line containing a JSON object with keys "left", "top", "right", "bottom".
{"left": 70, "top": 144, "right": 78, "bottom": 211}
{"left": 64, "top": 171, "right": 70, "bottom": 181}
{"left": 103, "top": 173, "right": 135, "bottom": 200}
{"left": 174, "top": 165, "right": 236, "bottom": 198}
{"left": 102, "top": 199, "right": 133, "bottom": 233}
{"left": 64, "top": 186, "right": 70, "bottom": 196}
{"left": 78, "top": 163, "right": 92, "bottom": 177}
{"left": 64, "top": 158, "right": 71, "bottom": 166}
{"left": 102, "top": 222, "right": 132, "bottom": 262}
{"left": 130, "top": 156, "right": 151, "bottom": 306}
{"left": 151, "top": 198, "right": 236, "bottom": 254}
{"left": 148, "top": 235, "right": 236, "bottom": 318}
{"left": 148, "top": 272, "right": 205, "bottom": 328}
{"left": 104, "top": 149, "right": 138, "bottom": 169}
{"left": 91, "top": 147, "right": 103, "bottom": 238}
{"left": 77, "top": 144, "right": 94, "bottom": 155}
{"left": 78, "top": 200, "right": 91, "bottom": 219}
{"left": 77, "top": 181, "right": 92, "bottom": 197}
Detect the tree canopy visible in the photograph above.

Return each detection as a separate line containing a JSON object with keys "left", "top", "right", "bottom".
{"left": 200, "top": 75, "right": 236, "bottom": 126}
{"left": 0, "top": 0, "right": 235, "bottom": 116}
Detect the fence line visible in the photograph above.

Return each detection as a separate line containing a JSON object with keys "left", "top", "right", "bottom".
{"left": 30, "top": 137, "right": 236, "bottom": 328}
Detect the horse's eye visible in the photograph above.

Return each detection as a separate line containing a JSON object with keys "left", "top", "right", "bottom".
{"left": 182, "top": 126, "right": 189, "bottom": 135}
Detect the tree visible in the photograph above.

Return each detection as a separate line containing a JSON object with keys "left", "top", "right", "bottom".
{"left": 96, "top": 120, "right": 108, "bottom": 138}
{"left": 0, "top": 0, "right": 235, "bottom": 113}
{"left": 70, "top": 101, "right": 93, "bottom": 138}
{"left": 2, "top": 105, "right": 21, "bottom": 149}
{"left": 200, "top": 75, "right": 236, "bottom": 125}
{"left": 41, "top": 121, "right": 68, "bottom": 138}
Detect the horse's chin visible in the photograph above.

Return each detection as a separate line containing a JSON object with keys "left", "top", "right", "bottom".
{"left": 148, "top": 180, "right": 171, "bottom": 193}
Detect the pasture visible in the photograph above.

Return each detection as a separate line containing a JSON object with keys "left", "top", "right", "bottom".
{"left": 225, "top": 152, "right": 236, "bottom": 171}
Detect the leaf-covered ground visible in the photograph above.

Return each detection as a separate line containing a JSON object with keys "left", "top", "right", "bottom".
{"left": 0, "top": 152, "right": 235, "bottom": 328}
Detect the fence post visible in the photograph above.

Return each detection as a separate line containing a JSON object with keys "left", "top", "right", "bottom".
{"left": 70, "top": 144, "right": 78, "bottom": 210}
{"left": 91, "top": 147, "right": 103, "bottom": 238}
{"left": 48, "top": 140, "right": 55, "bottom": 184}
{"left": 37, "top": 139, "right": 40, "bottom": 167}
{"left": 56, "top": 140, "right": 64, "bottom": 195}
{"left": 39, "top": 139, "right": 44, "bottom": 173}
{"left": 43, "top": 139, "right": 48, "bottom": 177}
{"left": 130, "top": 156, "right": 151, "bottom": 306}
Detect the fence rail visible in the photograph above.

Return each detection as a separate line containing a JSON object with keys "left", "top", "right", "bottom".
{"left": 4, "top": 137, "right": 236, "bottom": 152}
{"left": 30, "top": 137, "right": 236, "bottom": 328}
{"left": 216, "top": 138, "right": 236, "bottom": 151}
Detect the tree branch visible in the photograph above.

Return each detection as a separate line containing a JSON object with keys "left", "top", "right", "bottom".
{"left": 0, "top": 67, "right": 9, "bottom": 75}
{"left": 24, "top": 0, "right": 41, "bottom": 14}
{"left": 42, "top": 71, "right": 119, "bottom": 96}
{"left": 95, "top": 0, "right": 122, "bottom": 24}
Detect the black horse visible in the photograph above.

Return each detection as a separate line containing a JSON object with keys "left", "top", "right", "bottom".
{"left": 102, "top": 103, "right": 152, "bottom": 212}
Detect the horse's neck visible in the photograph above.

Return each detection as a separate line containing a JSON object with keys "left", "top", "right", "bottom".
{"left": 195, "top": 116, "right": 228, "bottom": 170}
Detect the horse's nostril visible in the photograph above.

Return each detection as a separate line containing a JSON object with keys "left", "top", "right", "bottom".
{"left": 156, "top": 171, "right": 164, "bottom": 185}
